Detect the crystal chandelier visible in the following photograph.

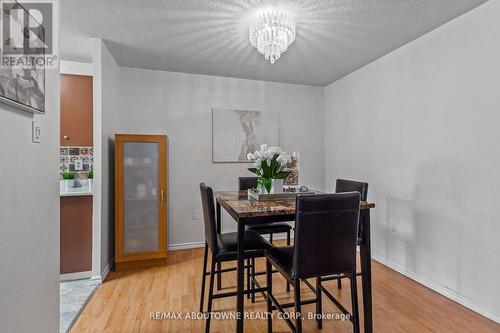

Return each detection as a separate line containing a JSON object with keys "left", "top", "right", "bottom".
{"left": 249, "top": 10, "right": 296, "bottom": 64}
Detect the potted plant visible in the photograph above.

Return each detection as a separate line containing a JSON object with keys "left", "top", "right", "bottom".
{"left": 61, "top": 172, "right": 78, "bottom": 191}
{"left": 87, "top": 170, "right": 94, "bottom": 191}
{"left": 247, "top": 144, "right": 291, "bottom": 194}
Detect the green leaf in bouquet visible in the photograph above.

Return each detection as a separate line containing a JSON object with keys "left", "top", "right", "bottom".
{"left": 270, "top": 153, "right": 280, "bottom": 177}
{"left": 248, "top": 167, "right": 259, "bottom": 175}
{"left": 261, "top": 159, "right": 271, "bottom": 178}
{"left": 276, "top": 170, "right": 291, "bottom": 179}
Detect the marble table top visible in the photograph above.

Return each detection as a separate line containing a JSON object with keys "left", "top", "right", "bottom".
{"left": 214, "top": 191, "right": 375, "bottom": 219}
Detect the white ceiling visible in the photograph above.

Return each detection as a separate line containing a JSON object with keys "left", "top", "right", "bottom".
{"left": 61, "top": 0, "right": 488, "bottom": 86}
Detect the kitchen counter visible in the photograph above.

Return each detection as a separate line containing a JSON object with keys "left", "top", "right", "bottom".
{"left": 60, "top": 181, "right": 93, "bottom": 197}
{"left": 60, "top": 189, "right": 93, "bottom": 197}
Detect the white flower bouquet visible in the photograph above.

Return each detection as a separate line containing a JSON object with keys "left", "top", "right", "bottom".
{"left": 247, "top": 144, "right": 291, "bottom": 193}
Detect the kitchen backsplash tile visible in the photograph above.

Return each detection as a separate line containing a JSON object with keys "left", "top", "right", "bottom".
{"left": 60, "top": 146, "right": 94, "bottom": 179}
{"left": 69, "top": 147, "right": 80, "bottom": 156}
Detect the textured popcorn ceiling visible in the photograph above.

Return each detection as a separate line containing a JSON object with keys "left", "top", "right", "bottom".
{"left": 61, "top": 0, "right": 488, "bottom": 86}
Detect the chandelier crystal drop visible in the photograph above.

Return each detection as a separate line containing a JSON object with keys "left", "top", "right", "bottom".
{"left": 249, "top": 10, "right": 295, "bottom": 64}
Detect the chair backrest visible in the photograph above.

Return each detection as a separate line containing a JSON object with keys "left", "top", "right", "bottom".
{"left": 336, "top": 179, "right": 368, "bottom": 201}
{"left": 292, "top": 192, "right": 360, "bottom": 279}
{"left": 199, "top": 183, "right": 218, "bottom": 253}
{"left": 238, "top": 177, "right": 258, "bottom": 191}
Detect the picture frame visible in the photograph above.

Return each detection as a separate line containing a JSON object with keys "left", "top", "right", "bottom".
{"left": 212, "top": 108, "right": 280, "bottom": 163}
{"left": 0, "top": 1, "right": 46, "bottom": 114}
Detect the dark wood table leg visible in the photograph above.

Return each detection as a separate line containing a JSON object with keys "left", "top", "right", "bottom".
{"left": 359, "top": 208, "right": 373, "bottom": 333}
{"left": 216, "top": 201, "right": 222, "bottom": 290}
{"left": 236, "top": 219, "right": 246, "bottom": 333}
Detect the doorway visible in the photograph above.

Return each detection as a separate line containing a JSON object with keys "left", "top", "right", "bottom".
{"left": 59, "top": 61, "right": 98, "bottom": 333}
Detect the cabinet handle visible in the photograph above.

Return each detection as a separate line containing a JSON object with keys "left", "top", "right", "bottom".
{"left": 160, "top": 190, "right": 165, "bottom": 203}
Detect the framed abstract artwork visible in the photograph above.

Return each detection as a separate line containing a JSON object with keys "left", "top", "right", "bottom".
{"left": 212, "top": 108, "right": 280, "bottom": 163}
{"left": 0, "top": 67, "right": 45, "bottom": 113}
{"left": 0, "top": 1, "right": 46, "bottom": 114}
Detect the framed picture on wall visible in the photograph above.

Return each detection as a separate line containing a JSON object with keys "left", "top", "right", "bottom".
{"left": 0, "top": 1, "right": 46, "bottom": 114}
{"left": 212, "top": 108, "right": 280, "bottom": 163}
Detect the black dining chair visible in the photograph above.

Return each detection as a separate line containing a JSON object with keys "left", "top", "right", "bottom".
{"left": 239, "top": 176, "right": 293, "bottom": 298}
{"left": 330, "top": 179, "right": 368, "bottom": 289}
{"left": 265, "top": 192, "right": 361, "bottom": 333}
{"left": 199, "top": 183, "right": 273, "bottom": 333}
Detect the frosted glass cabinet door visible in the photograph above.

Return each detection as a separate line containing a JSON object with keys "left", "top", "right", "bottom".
{"left": 122, "top": 142, "right": 159, "bottom": 254}
{"left": 115, "top": 133, "right": 168, "bottom": 269}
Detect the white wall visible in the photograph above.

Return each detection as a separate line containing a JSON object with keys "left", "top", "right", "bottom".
{"left": 324, "top": 0, "right": 500, "bottom": 322}
{"left": 93, "top": 39, "right": 120, "bottom": 275}
{"left": 116, "top": 68, "right": 325, "bottom": 247}
{"left": 0, "top": 71, "right": 60, "bottom": 329}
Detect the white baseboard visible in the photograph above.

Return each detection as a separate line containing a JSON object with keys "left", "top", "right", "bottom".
{"left": 89, "top": 258, "right": 113, "bottom": 285}
{"left": 372, "top": 252, "right": 500, "bottom": 324}
{"left": 169, "top": 241, "right": 205, "bottom": 251}
{"left": 101, "top": 260, "right": 111, "bottom": 281}
{"left": 168, "top": 232, "right": 295, "bottom": 252}
{"left": 89, "top": 275, "right": 102, "bottom": 285}
{"left": 60, "top": 271, "right": 92, "bottom": 281}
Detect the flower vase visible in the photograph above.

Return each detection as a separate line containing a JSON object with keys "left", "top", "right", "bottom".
{"left": 257, "top": 179, "right": 265, "bottom": 194}
{"left": 64, "top": 179, "right": 76, "bottom": 191}
{"left": 259, "top": 178, "right": 284, "bottom": 194}
{"left": 270, "top": 179, "right": 284, "bottom": 194}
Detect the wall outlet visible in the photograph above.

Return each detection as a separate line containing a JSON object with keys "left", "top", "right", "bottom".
{"left": 192, "top": 209, "right": 200, "bottom": 220}
{"left": 74, "top": 158, "right": 83, "bottom": 171}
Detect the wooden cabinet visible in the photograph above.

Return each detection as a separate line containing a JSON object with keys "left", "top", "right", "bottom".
{"left": 60, "top": 74, "right": 93, "bottom": 146}
{"left": 60, "top": 196, "right": 93, "bottom": 274}
{"left": 115, "top": 134, "right": 168, "bottom": 271}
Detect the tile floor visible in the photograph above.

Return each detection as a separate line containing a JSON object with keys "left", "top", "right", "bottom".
{"left": 60, "top": 279, "right": 98, "bottom": 333}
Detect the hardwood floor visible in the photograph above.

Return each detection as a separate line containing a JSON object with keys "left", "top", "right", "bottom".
{"left": 71, "top": 243, "right": 500, "bottom": 333}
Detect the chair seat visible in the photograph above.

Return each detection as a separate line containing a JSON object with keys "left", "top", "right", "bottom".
{"left": 246, "top": 222, "right": 292, "bottom": 235}
{"left": 216, "top": 231, "right": 273, "bottom": 261}
{"left": 264, "top": 246, "right": 294, "bottom": 278}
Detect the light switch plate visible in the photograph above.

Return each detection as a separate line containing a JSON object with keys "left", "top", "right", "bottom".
{"left": 32, "top": 121, "right": 41, "bottom": 143}
{"left": 192, "top": 209, "right": 200, "bottom": 220}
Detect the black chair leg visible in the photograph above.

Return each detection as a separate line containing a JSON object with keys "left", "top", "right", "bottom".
{"left": 286, "top": 230, "right": 291, "bottom": 292}
{"left": 266, "top": 259, "right": 273, "bottom": 333}
{"left": 199, "top": 243, "right": 208, "bottom": 312}
{"left": 294, "top": 278, "right": 303, "bottom": 333}
{"left": 205, "top": 258, "right": 216, "bottom": 333}
{"left": 246, "top": 259, "right": 251, "bottom": 299}
{"left": 350, "top": 272, "right": 360, "bottom": 333}
{"left": 251, "top": 257, "right": 256, "bottom": 303}
{"left": 316, "top": 277, "right": 322, "bottom": 329}
{"left": 269, "top": 232, "right": 273, "bottom": 244}
{"left": 338, "top": 277, "right": 342, "bottom": 289}
{"left": 216, "top": 262, "right": 222, "bottom": 291}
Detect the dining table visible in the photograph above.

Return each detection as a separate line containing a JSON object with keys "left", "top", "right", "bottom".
{"left": 214, "top": 190, "right": 376, "bottom": 333}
